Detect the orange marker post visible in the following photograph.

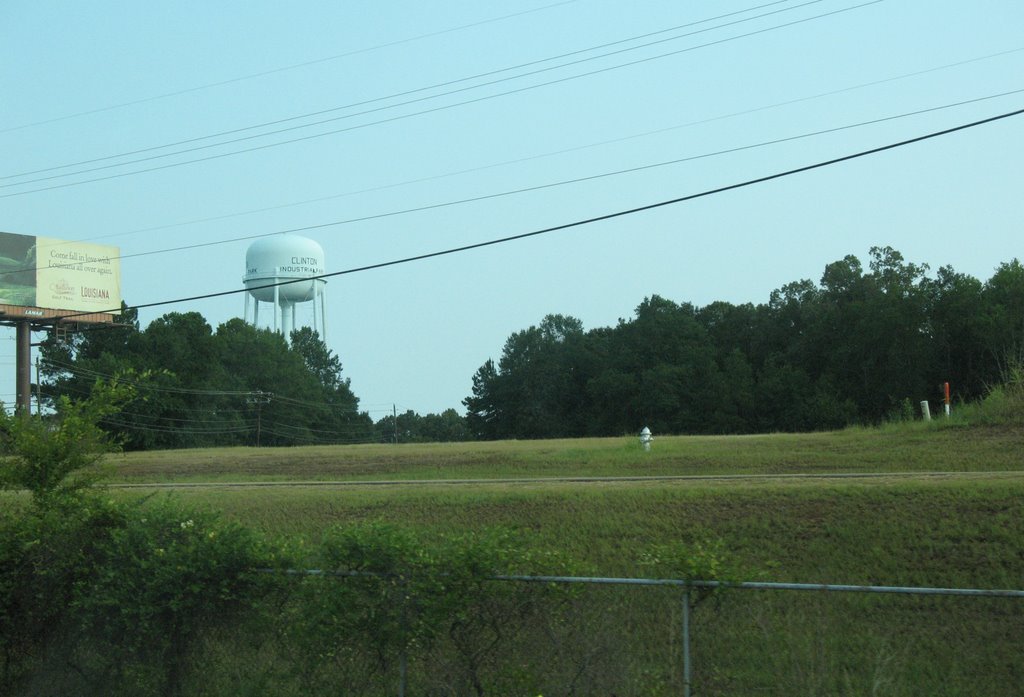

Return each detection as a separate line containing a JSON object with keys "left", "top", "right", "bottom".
{"left": 944, "top": 382, "right": 951, "bottom": 417}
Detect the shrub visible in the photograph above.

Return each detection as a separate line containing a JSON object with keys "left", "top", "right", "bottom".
{"left": 943, "top": 358, "right": 1024, "bottom": 428}
{"left": 0, "top": 495, "right": 128, "bottom": 693}
{"left": 638, "top": 536, "right": 747, "bottom": 614}
{"left": 0, "top": 498, "right": 275, "bottom": 697}
{"left": 68, "top": 500, "right": 271, "bottom": 696}
{"left": 291, "top": 523, "right": 576, "bottom": 695}
{"left": 0, "top": 378, "right": 134, "bottom": 506}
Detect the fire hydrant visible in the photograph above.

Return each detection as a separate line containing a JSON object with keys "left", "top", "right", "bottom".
{"left": 640, "top": 426, "right": 653, "bottom": 452}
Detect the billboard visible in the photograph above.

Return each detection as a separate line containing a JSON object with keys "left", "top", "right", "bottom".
{"left": 0, "top": 232, "right": 121, "bottom": 315}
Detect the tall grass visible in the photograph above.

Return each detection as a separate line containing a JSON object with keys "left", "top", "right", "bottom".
{"left": 4, "top": 374, "right": 1024, "bottom": 695}
{"left": 942, "top": 361, "right": 1024, "bottom": 428}
{"left": 107, "top": 478, "right": 1024, "bottom": 695}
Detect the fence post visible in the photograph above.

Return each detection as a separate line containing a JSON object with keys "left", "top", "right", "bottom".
{"left": 398, "top": 575, "right": 408, "bottom": 697}
{"left": 682, "top": 587, "right": 692, "bottom": 697}
{"left": 398, "top": 652, "right": 407, "bottom": 697}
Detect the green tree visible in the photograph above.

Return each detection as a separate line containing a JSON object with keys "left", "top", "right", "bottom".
{"left": 981, "top": 259, "right": 1024, "bottom": 374}
{"left": 38, "top": 303, "right": 140, "bottom": 415}
{"left": 291, "top": 327, "right": 345, "bottom": 392}
{"left": 376, "top": 409, "right": 470, "bottom": 443}
{"left": 117, "top": 312, "right": 235, "bottom": 450}
{"left": 464, "top": 359, "right": 504, "bottom": 440}
{"left": 290, "top": 326, "right": 370, "bottom": 443}
{"left": 927, "top": 266, "right": 988, "bottom": 400}
{"left": 40, "top": 311, "right": 374, "bottom": 449}
{"left": 1, "top": 378, "right": 136, "bottom": 685}
{"left": 464, "top": 251, "right": 1024, "bottom": 436}
{"left": 849, "top": 247, "right": 933, "bottom": 419}
{"left": 421, "top": 408, "right": 471, "bottom": 441}
{"left": 464, "top": 315, "right": 591, "bottom": 439}
{"left": 0, "top": 378, "right": 134, "bottom": 505}
{"left": 605, "top": 296, "right": 723, "bottom": 433}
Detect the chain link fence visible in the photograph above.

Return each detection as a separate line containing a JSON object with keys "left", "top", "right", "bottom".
{"left": 269, "top": 571, "right": 1024, "bottom": 697}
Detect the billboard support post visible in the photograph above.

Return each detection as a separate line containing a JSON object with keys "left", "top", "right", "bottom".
{"left": 16, "top": 320, "right": 31, "bottom": 414}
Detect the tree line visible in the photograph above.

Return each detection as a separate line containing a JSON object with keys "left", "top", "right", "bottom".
{"left": 37, "top": 246, "right": 1023, "bottom": 446}
{"left": 39, "top": 309, "right": 474, "bottom": 448}
{"left": 464, "top": 247, "right": 1024, "bottom": 439}
{"left": 40, "top": 312, "right": 374, "bottom": 448}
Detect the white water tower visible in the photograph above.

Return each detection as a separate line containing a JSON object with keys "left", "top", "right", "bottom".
{"left": 243, "top": 235, "right": 327, "bottom": 340}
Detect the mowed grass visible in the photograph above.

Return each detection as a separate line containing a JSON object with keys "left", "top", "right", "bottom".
{"left": 102, "top": 419, "right": 1024, "bottom": 483}
{"left": 120, "top": 472, "right": 1024, "bottom": 695}
{"left": 126, "top": 474, "right": 1024, "bottom": 588}
{"left": 7, "top": 421, "right": 1023, "bottom": 694}
{"left": 97, "top": 421, "right": 1024, "bottom": 586}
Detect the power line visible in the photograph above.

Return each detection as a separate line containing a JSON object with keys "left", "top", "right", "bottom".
{"left": 42, "top": 367, "right": 438, "bottom": 421}
{"left": 105, "top": 410, "right": 254, "bottom": 427}
{"left": 0, "top": 0, "right": 581, "bottom": 134}
{"left": 254, "top": 427, "right": 376, "bottom": 445}
{"left": 35, "top": 44, "right": 1024, "bottom": 248}
{"left": 41, "top": 356, "right": 371, "bottom": 416}
{"left": 2, "top": 86, "right": 1020, "bottom": 279}
{"left": 46, "top": 104, "right": 1024, "bottom": 323}
{"left": 44, "top": 386, "right": 379, "bottom": 440}
{"left": 259, "top": 420, "right": 374, "bottom": 437}
{"left": 100, "top": 418, "right": 253, "bottom": 435}
{"left": 1, "top": 1, "right": 882, "bottom": 197}
{"left": 0, "top": 0, "right": 814, "bottom": 181}
{"left": 41, "top": 358, "right": 257, "bottom": 396}
{"left": 38, "top": 375, "right": 388, "bottom": 441}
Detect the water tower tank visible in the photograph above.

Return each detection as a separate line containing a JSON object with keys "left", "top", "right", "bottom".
{"left": 242, "top": 235, "right": 327, "bottom": 340}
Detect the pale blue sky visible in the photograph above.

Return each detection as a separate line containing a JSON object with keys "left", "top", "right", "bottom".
{"left": 2, "top": 0, "right": 1022, "bottom": 417}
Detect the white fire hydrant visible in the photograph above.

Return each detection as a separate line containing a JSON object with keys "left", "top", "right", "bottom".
{"left": 640, "top": 426, "right": 653, "bottom": 452}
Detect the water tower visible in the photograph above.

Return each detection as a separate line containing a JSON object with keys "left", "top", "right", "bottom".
{"left": 243, "top": 235, "right": 327, "bottom": 340}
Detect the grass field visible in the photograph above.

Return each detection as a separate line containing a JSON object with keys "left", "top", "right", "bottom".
{"left": 102, "top": 419, "right": 1024, "bottom": 483}
{"left": 125, "top": 473, "right": 1024, "bottom": 588}
{"left": 87, "top": 420, "right": 1024, "bottom": 695}
{"left": 5, "top": 418, "right": 1023, "bottom": 695}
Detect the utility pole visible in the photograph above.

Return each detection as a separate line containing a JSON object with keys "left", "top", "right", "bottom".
{"left": 393, "top": 403, "right": 398, "bottom": 445}
{"left": 247, "top": 391, "right": 272, "bottom": 447}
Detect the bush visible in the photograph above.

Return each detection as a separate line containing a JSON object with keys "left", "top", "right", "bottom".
{"left": 0, "top": 379, "right": 133, "bottom": 506}
{"left": 0, "top": 498, "right": 274, "bottom": 697}
{"left": 0, "top": 496, "right": 127, "bottom": 691}
{"left": 70, "top": 501, "right": 271, "bottom": 696}
{"left": 290, "top": 523, "right": 577, "bottom": 696}
{"left": 943, "top": 359, "right": 1024, "bottom": 428}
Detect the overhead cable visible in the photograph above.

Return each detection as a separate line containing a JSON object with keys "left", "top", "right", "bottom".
{"left": 0, "top": 0, "right": 817, "bottom": 181}
{"left": 0, "top": 0, "right": 581, "bottom": 134}
{"left": 41, "top": 356, "right": 369, "bottom": 414}
{"left": 1, "top": 1, "right": 882, "bottom": 197}
{"left": 2, "top": 86, "right": 1019, "bottom": 279}
{"left": 54, "top": 44, "right": 1024, "bottom": 247}
{"left": 47, "top": 104, "right": 1024, "bottom": 323}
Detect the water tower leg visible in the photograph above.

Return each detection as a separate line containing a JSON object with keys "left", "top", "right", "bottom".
{"left": 244, "top": 292, "right": 250, "bottom": 324}
{"left": 253, "top": 299, "right": 259, "bottom": 328}
{"left": 320, "top": 284, "right": 328, "bottom": 342}
{"left": 273, "top": 282, "right": 280, "bottom": 333}
{"left": 312, "top": 286, "right": 319, "bottom": 335}
{"left": 281, "top": 303, "right": 293, "bottom": 342}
